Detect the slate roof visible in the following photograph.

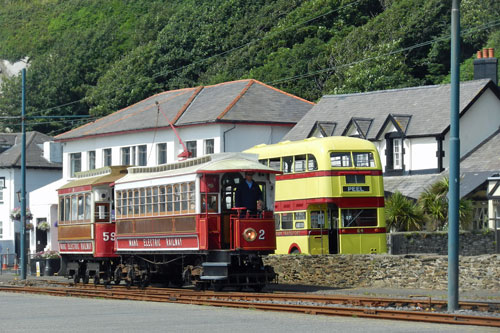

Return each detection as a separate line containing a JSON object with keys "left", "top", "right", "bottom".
{"left": 384, "top": 130, "right": 500, "bottom": 200}
{"left": 284, "top": 79, "right": 498, "bottom": 141}
{"left": 55, "top": 79, "right": 314, "bottom": 141}
{"left": 0, "top": 131, "right": 61, "bottom": 169}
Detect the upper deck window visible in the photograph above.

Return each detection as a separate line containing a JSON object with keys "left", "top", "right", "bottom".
{"left": 307, "top": 154, "right": 318, "bottom": 171}
{"left": 330, "top": 152, "right": 351, "bottom": 167}
{"left": 294, "top": 155, "right": 306, "bottom": 172}
{"left": 282, "top": 156, "right": 293, "bottom": 173}
{"left": 353, "top": 152, "right": 375, "bottom": 167}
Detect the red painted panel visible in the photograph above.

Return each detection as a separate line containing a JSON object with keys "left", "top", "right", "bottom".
{"left": 58, "top": 185, "right": 92, "bottom": 195}
{"left": 276, "top": 229, "right": 328, "bottom": 237}
{"left": 338, "top": 227, "right": 386, "bottom": 234}
{"left": 94, "top": 223, "right": 118, "bottom": 258}
{"left": 59, "top": 241, "right": 93, "bottom": 253}
{"left": 116, "top": 235, "right": 199, "bottom": 251}
{"left": 276, "top": 170, "right": 382, "bottom": 181}
{"left": 201, "top": 174, "right": 219, "bottom": 192}
{"left": 233, "top": 218, "right": 276, "bottom": 250}
{"left": 275, "top": 197, "right": 384, "bottom": 211}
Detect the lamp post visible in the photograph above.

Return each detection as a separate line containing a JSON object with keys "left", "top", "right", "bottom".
{"left": 20, "top": 68, "right": 27, "bottom": 280}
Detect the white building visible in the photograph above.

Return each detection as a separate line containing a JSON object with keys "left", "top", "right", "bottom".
{"left": 0, "top": 132, "right": 62, "bottom": 262}
{"left": 55, "top": 79, "right": 314, "bottom": 181}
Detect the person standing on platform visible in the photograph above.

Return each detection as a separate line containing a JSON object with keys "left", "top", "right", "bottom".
{"left": 235, "top": 171, "right": 262, "bottom": 215}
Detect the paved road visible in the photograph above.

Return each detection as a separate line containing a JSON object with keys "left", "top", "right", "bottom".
{"left": 0, "top": 292, "right": 496, "bottom": 333}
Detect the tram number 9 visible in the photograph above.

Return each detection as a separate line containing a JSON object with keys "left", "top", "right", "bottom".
{"left": 102, "top": 232, "right": 116, "bottom": 242}
{"left": 258, "top": 229, "right": 265, "bottom": 240}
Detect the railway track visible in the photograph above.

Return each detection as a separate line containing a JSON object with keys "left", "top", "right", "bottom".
{"left": 1, "top": 282, "right": 499, "bottom": 328}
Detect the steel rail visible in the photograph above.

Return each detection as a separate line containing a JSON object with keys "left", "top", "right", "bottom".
{"left": 0, "top": 285, "right": 499, "bottom": 328}
{"left": 22, "top": 280, "right": 500, "bottom": 313}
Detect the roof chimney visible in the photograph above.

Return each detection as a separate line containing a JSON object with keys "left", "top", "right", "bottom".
{"left": 474, "top": 48, "right": 498, "bottom": 85}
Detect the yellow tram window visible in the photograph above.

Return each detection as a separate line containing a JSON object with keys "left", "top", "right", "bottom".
{"left": 352, "top": 152, "right": 375, "bottom": 167}
{"left": 274, "top": 214, "right": 281, "bottom": 230}
{"left": 282, "top": 156, "right": 293, "bottom": 173}
{"left": 294, "top": 155, "right": 306, "bottom": 172}
{"left": 330, "top": 152, "right": 352, "bottom": 167}
{"left": 307, "top": 154, "right": 317, "bottom": 171}
{"left": 281, "top": 213, "right": 293, "bottom": 229}
{"left": 310, "top": 211, "right": 326, "bottom": 229}
{"left": 341, "top": 208, "right": 377, "bottom": 227}
{"left": 269, "top": 158, "right": 280, "bottom": 171}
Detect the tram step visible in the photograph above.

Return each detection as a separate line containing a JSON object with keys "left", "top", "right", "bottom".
{"left": 202, "top": 262, "right": 229, "bottom": 279}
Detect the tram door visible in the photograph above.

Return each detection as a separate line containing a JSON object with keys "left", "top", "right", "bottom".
{"left": 220, "top": 173, "right": 244, "bottom": 249}
{"left": 328, "top": 204, "right": 339, "bottom": 254}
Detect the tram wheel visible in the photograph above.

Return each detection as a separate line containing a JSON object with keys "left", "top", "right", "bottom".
{"left": 73, "top": 274, "right": 80, "bottom": 284}
{"left": 82, "top": 272, "right": 90, "bottom": 284}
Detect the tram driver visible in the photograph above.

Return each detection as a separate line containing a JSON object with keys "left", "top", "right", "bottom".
{"left": 235, "top": 171, "right": 263, "bottom": 216}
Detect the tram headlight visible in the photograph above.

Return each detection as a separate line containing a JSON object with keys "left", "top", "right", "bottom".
{"left": 243, "top": 228, "right": 257, "bottom": 242}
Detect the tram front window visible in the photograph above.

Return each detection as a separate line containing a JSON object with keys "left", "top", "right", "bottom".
{"left": 341, "top": 209, "right": 377, "bottom": 227}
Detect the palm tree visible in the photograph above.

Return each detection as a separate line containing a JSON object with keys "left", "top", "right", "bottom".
{"left": 418, "top": 176, "right": 473, "bottom": 230}
{"left": 385, "top": 191, "right": 425, "bottom": 231}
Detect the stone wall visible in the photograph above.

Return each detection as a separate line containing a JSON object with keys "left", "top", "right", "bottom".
{"left": 263, "top": 254, "right": 500, "bottom": 291}
{"left": 388, "top": 231, "right": 498, "bottom": 255}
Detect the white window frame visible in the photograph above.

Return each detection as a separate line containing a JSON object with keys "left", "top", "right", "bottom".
{"left": 393, "top": 138, "right": 403, "bottom": 169}
{"left": 87, "top": 150, "right": 96, "bottom": 170}
{"left": 204, "top": 139, "right": 214, "bottom": 155}
{"left": 0, "top": 177, "right": 4, "bottom": 203}
{"left": 103, "top": 148, "right": 112, "bottom": 167}
{"left": 157, "top": 143, "right": 167, "bottom": 165}
{"left": 70, "top": 152, "right": 81, "bottom": 177}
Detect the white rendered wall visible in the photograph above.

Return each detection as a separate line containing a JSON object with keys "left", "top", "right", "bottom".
{"left": 443, "top": 89, "right": 500, "bottom": 169}
{"left": 407, "top": 137, "right": 438, "bottom": 171}
{"left": 61, "top": 123, "right": 291, "bottom": 180}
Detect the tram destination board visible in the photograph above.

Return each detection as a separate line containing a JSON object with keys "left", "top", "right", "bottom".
{"left": 343, "top": 186, "right": 369, "bottom": 192}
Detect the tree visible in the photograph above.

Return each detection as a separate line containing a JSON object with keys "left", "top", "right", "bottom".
{"left": 385, "top": 191, "right": 425, "bottom": 232}
{"left": 418, "top": 177, "right": 474, "bottom": 230}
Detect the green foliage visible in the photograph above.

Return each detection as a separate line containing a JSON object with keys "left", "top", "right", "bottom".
{"left": 0, "top": 0, "right": 498, "bottom": 134}
{"left": 385, "top": 191, "right": 425, "bottom": 232}
{"left": 418, "top": 177, "right": 474, "bottom": 230}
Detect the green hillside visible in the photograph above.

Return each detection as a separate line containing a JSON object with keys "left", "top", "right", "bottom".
{"left": 0, "top": 0, "right": 498, "bottom": 134}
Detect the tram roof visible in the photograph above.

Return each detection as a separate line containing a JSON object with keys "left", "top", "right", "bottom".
{"left": 116, "top": 153, "right": 281, "bottom": 185}
{"left": 58, "top": 166, "right": 128, "bottom": 191}
{"left": 246, "top": 136, "right": 377, "bottom": 156}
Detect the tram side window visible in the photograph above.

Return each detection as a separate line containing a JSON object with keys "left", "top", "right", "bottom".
{"left": 59, "top": 197, "right": 65, "bottom": 222}
{"left": 258, "top": 159, "right": 268, "bottom": 166}
{"left": 188, "top": 182, "right": 195, "bottom": 212}
{"left": 159, "top": 186, "right": 166, "bottom": 213}
{"left": 294, "top": 155, "right": 306, "bottom": 173}
{"left": 330, "top": 152, "right": 352, "bottom": 167}
{"left": 281, "top": 213, "right": 293, "bottom": 229}
{"left": 167, "top": 185, "right": 173, "bottom": 214}
{"left": 307, "top": 154, "right": 318, "bottom": 171}
{"left": 202, "top": 194, "right": 218, "bottom": 212}
{"left": 310, "top": 211, "right": 326, "bottom": 229}
{"left": 294, "top": 211, "right": 306, "bottom": 228}
{"left": 341, "top": 209, "right": 377, "bottom": 227}
{"left": 274, "top": 214, "right": 281, "bottom": 230}
{"left": 269, "top": 158, "right": 281, "bottom": 171}
{"left": 353, "top": 152, "right": 375, "bottom": 167}
{"left": 153, "top": 187, "right": 159, "bottom": 214}
{"left": 85, "top": 194, "right": 91, "bottom": 220}
{"left": 282, "top": 156, "right": 293, "bottom": 173}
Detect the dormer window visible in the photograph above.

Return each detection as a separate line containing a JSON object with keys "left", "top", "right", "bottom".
{"left": 309, "top": 121, "right": 336, "bottom": 138}
{"left": 342, "top": 118, "right": 373, "bottom": 139}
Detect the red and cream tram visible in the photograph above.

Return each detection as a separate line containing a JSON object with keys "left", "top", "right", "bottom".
{"left": 57, "top": 153, "right": 278, "bottom": 290}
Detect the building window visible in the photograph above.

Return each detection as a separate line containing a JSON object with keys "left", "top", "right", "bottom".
{"left": 157, "top": 143, "right": 167, "bottom": 165}
{"left": 88, "top": 151, "right": 96, "bottom": 170}
{"left": 103, "top": 149, "right": 112, "bottom": 166}
{"left": 138, "top": 145, "right": 147, "bottom": 166}
{"left": 0, "top": 177, "right": 4, "bottom": 203}
{"left": 186, "top": 141, "right": 197, "bottom": 158}
{"left": 204, "top": 139, "right": 214, "bottom": 155}
{"left": 70, "top": 153, "right": 81, "bottom": 177}
{"left": 393, "top": 139, "right": 402, "bottom": 169}
{"left": 0, "top": 221, "right": 3, "bottom": 238}
{"left": 121, "top": 147, "right": 131, "bottom": 165}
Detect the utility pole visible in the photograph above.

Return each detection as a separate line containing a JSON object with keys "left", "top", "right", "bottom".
{"left": 20, "top": 68, "right": 27, "bottom": 280}
{"left": 448, "top": 0, "right": 460, "bottom": 312}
